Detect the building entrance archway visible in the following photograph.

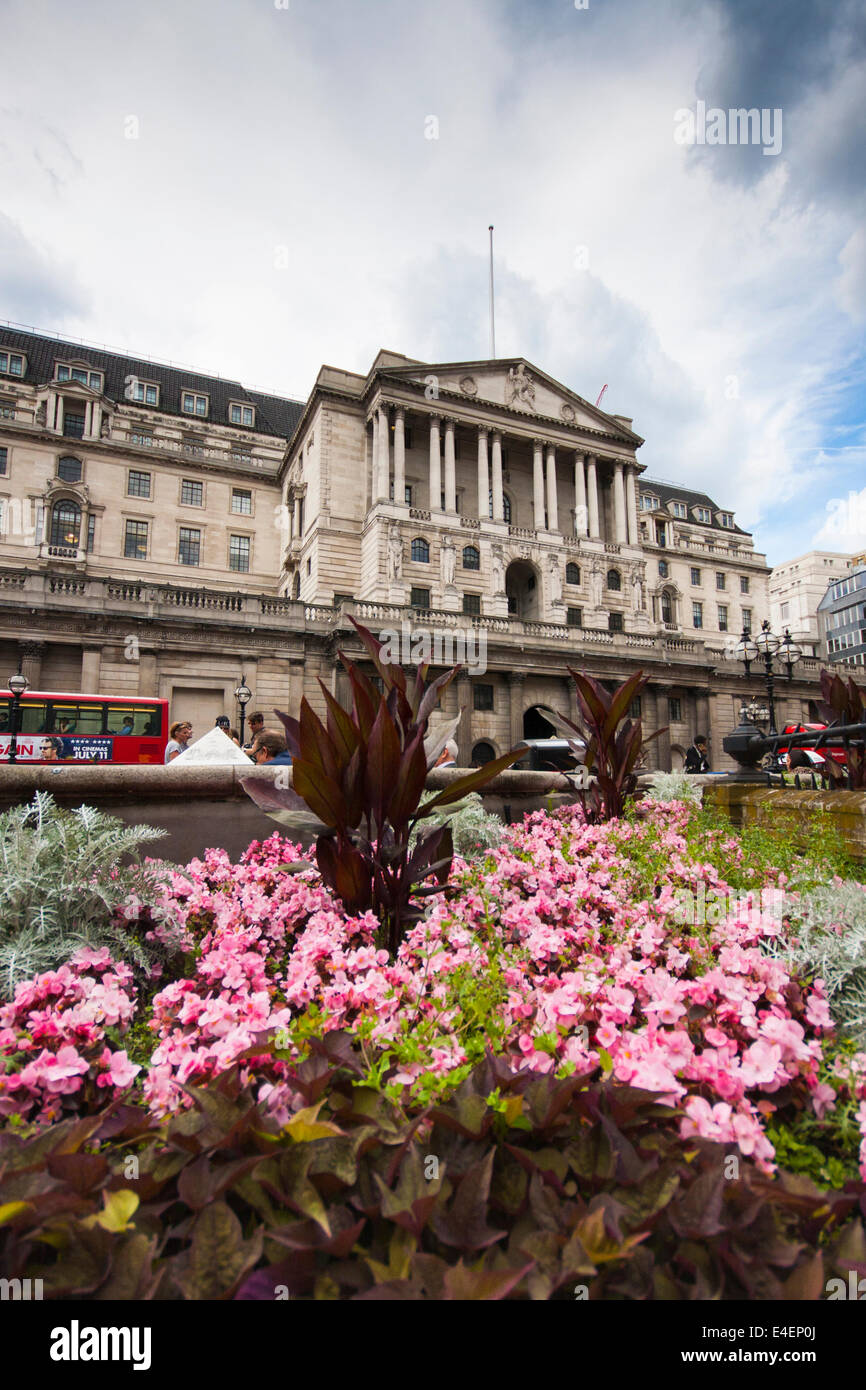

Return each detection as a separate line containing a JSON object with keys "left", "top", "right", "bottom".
{"left": 505, "top": 559, "right": 540, "bottom": 621}
{"left": 523, "top": 705, "right": 556, "bottom": 739}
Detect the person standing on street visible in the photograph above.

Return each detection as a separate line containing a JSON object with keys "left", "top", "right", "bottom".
{"left": 684, "top": 734, "right": 710, "bottom": 774}
{"left": 165, "top": 721, "right": 192, "bottom": 763}
{"left": 243, "top": 711, "right": 265, "bottom": 753}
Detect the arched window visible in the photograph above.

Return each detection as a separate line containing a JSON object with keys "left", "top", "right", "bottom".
{"left": 50, "top": 499, "right": 82, "bottom": 548}
{"left": 472, "top": 741, "right": 496, "bottom": 767}
{"left": 566, "top": 562, "right": 581, "bottom": 585}
{"left": 411, "top": 538, "right": 429, "bottom": 563}
{"left": 488, "top": 491, "right": 512, "bottom": 522}
{"left": 661, "top": 588, "right": 673, "bottom": 624}
{"left": 462, "top": 545, "right": 480, "bottom": 570}
{"left": 57, "top": 456, "right": 83, "bottom": 483}
{"left": 606, "top": 568, "right": 621, "bottom": 591}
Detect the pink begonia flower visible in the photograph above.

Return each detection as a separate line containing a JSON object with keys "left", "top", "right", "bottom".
{"left": 96, "top": 1049, "right": 141, "bottom": 1089}
{"left": 811, "top": 1083, "right": 836, "bottom": 1119}
{"left": 738, "top": 1038, "right": 783, "bottom": 1088}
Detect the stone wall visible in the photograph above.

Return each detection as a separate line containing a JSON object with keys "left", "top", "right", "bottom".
{"left": 704, "top": 782, "right": 866, "bottom": 865}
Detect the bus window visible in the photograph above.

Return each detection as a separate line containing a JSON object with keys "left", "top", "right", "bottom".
{"left": 51, "top": 703, "right": 104, "bottom": 736}
{"left": 18, "top": 701, "right": 49, "bottom": 734}
{"left": 0, "top": 700, "right": 9, "bottom": 732}
{"left": 106, "top": 704, "right": 162, "bottom": 735}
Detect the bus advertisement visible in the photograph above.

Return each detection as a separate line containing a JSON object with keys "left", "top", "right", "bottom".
{"left": 0, "top": 693, "right": 169, "bottom": 765}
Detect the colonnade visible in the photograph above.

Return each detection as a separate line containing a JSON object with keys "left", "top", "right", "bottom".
{"left": 369, "top": 402, "right": 640, "bottom": 543}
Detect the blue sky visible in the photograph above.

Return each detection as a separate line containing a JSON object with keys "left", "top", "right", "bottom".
{"left": 0, "top": 0, "right": 863, "bottom": 566}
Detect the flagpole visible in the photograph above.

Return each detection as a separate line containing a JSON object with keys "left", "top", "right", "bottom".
{"left": 488, "top": 225, "right": 496, "bottom": 359}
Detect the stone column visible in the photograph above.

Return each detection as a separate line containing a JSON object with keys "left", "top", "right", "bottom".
{"left": 476, "top": 428, "right": 489, "bottom": 520}
{"left": 293, "top": 495, "right": 301, "bottom": 535}
{"left": 586, "top": 454, "right": 600, "bottom": 539}
{"left": 370, "top": 413, "right": 379, "bottom": 502}
{"left": 19, "top": 641, "right": 46, "bottom": 688}
{"left": 429, "top": 416, "right": 441, "bottom": 511}
{"left": 614, "top": 461, "right": 627, "bottom": 544}
{"left": 393, "top": 408, "right": 406, "bottom": 505}
{"left": 456, "top": 672, "right": 472, "bottom": 767}
{"left": 574, "top": 453, "right": 588, "bottom": 537}
{"left": 626, "top": 466, "right": 639, "bottom": 545}
{"left": 491, "top": 431, "right": 504, "bottom": 522}
{"left": 138, "top": 650, "right": 159, "bottom": 698}
{"left": 509, "top": 671, "right": 525, "bottom": 747}
{"left": 654, "top": 687, "right": 672, "bottom": 772}
{"left": 545, "top": 445, "right": 559, "bottom": 532}
{"left": 532, "top": 441, "right": 545, "bottom": 531}
{"left": 444, "top": 419, "right": 457, "bottom": 513}
{"left": 376, "top": 404, "right": 390, "bottom": 502}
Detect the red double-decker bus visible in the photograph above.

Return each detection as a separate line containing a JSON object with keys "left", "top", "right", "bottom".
{"left": 0, "top": 692, "right": 169, "bottom": 765}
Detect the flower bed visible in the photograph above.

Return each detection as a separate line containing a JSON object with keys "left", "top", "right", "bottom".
{"left": 2, "top": 799, "right": 864, "bottom": 1187}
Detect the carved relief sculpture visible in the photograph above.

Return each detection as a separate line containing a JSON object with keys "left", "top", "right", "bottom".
{"left": 506, "top": 363, "right": 536, "bottom": 410}
{"left": 440, "top": 536, "right": 456, "bottom": 588}
{"left": 388, "top": 524, "right": 402, "bottom": 581}
{"left": 548, "top": 555, "right": 562, "bottom": 604}
{"left": 491, "top": 543, "right": 505, "bottom": 594}
{"left": 591, "top": 561, "right": 604, "bottom": 609}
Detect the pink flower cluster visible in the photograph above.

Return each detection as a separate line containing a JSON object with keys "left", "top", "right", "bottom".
{"left": 0, "top": 947, "right": 140, "bottom": 1124}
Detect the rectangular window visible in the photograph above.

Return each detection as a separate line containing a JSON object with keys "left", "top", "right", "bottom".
{"left": 229, "top": 403, "right": 255, "bottom": 427}
{"left": 640, "top": 495, "right": 658, "bottom": 510}
{"left": 672, "top": 501, "right": 688, "bottom": 518}
{"left": 127, "top": 469, "right": 151, "bottom": 498}
{"left": 780, "top": 601, "right": 790, "bottom": 621}
{"left": 0, "top": 351, "right": 25, "bottom": 376}
{"left": 473, "top": 683, "right": 494, "bottom": 711}
{"left": 124, "top": 520, "right": 148, "bottom": 560}
{"left": 462, "top": 593, "right": 481, "bottom": 616}
{"left": 742, "top": 607, "right": 752, "bottom": 632}
{"left": 231, "top": 488, "right": 252, "bottom": 515}
{"left": 718, "top": 604, "right": 728, "bottom": 631}
{"left": 692, "top": 601, "right": 703, "bottom": 628}
{"left": 567, "top": 606, "right": 583, "bottom": 628}
{"left": 182, "top": 392, "right": 208, "bottom": 416}
{"left": 404, "top": 429, "right": 413, "bottom": 451}
{"left": 410, "top": 586, "right": 430, "bottom": 610}
{"left": 740, "top": 575, "right": 750, "bottom": 593}
{"left": 658, "top": 560, "right": 669, "bottom": 577}
{"left": 86, "top": 514, "right": 95, "bottom": 553}
{"left": 695, "top": 506, "right": 712, "bottom": 523}
{"left": 229, "top": 534, "right": 251, "bottom": 572}
{"left": 609, "top": 612, "right": 624, "bottom": 634}
{"left": 629, "top": 696, "right": 642, "bottom": 717}
{"left": 298, "top": 498, "right": 304, "bottom": 534}
{"left": 178, "top": 527, "right": 201, "bottom": 566}
{"left": 181, "top": 479, "right": 203, "bottom": 506}
{"left": 389, "top": 482, "right": 414, "bottom": 504}
{"left": 690, "top": 567, "right": 701, "bottom": 585}
{"left": 0, "top": 447, "right": 7, "bottom": 475}
{"left": 668, "top": 698, "right": 682, "bottom": 721}
{"left": 131, "top": 381, "right": 159, "bottom": 405}
{"left": 62, "top": 411, "right": 85, "bottom": 438}
{"left": 715, "top": 572, "right": 726, "bottom": 589}
{"left": 720, "top": 512, "right": 734, "bottom": 528}
{"left": 655, "top": 524, "right": 666, "bottom": 547}
{"left": 57, "top": 364, "right": 102, "bottom": 390}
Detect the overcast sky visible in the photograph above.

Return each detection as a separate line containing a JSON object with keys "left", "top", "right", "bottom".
{"left": 1, "top": 0, "right": 863, "bottom": 566}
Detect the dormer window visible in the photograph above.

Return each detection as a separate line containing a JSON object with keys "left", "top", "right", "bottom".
{"left": 671, "top": 501, "right": 688, "bottom": 518}
{"left": 229, "top": 403, "right": 255, "bottom": 427}
{"left": 694, "top": 506, "right": 712, "bottom": 524}
{"left": 640, "top": 494, "right": 658, "bottom": 511}
{"left": 719, "top": 511, "right": 734, "bottom": 528}
{"left": 0, "top": 350, "right": 25, "bottom": 377}
{"left": 55, "top": 363, "right": 103, "bottom": 391}
{"left": 182, "top": 391, "right": 209, "bottom": 417}
{"left": 130, "top": 380, "right": 159, "bottom": 406}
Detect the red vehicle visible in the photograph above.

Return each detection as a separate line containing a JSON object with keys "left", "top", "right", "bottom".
{"left": 0, "top": 692, "right": 169, "bottom": 765}
{"left": 773, "top": 722, "right": 848, "bottom": 769}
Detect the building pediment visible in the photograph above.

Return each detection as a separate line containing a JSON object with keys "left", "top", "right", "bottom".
{"left": 376, "top": 357, "right": 642, "bottom": 443}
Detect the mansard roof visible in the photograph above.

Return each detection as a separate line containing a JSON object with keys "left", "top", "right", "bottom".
{"left": 0, "top": 327, "right": 305, "bottom": 440}
{"left": 639, "top": 476, "right": 750, "bottom": 536}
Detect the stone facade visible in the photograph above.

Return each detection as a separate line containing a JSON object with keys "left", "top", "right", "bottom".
{"left": 769, "top": 550, "right": 853, "bottom": 658}
{"left": 0, "top": 330, "right": 825, "bottom": 767}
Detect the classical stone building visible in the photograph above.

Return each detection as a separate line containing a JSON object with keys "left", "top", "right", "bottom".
{"left": 769, "top": 550, "right": 853, "bottom": 658}
{"left": 0, "top": 328, "right": 825, "bottom": 767}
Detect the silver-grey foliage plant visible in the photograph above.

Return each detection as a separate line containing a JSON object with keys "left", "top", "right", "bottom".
{"left": 0, "top": 792, "right": 177, "bottom": 1000}
{"left": 410, "top": 792, "right": 504, "bottom": 860}
{"left": 646, "top": 771, "right": 703, "bottom": 806}
{"left": 770, "top": 880, "right": 866, "bottom": 1045}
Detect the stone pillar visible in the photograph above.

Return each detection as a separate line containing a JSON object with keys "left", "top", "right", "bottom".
{"left": 456, "top": 672, "right": 472, "bottom": 767}
{"left": 476, "top": 428, "right": 489, "bottom": 520}
{"left": 444, "top": 419, "right": 457, "bottom": 513}
{"left": 614, "top": 461, "right": 627, "bottom": 544}
{"left": 654, "top": 687, "right": 672, "bottom": 771}
{"left": 532, "top": 441, "right": 545, "bottom": 531}
{"left": 80, "top": 645, "right": 101, "bottom": 692}
{"left": 491, "top": 431, "right": 504, "bottom": 522}
{"left": 545, "top": 444, "right": 558, "bottom": 533}
{"left": 377, "top": 404, "right": 390, "bottom": 502}
{"left": 626, "top": 466, "right": 639, "bottom": 545}
{"left": 393, "top": 407, "right": 406, "bottom": 504}
{"left": 586, "top": 454, "right": 600, "bottom": 539}
{"left": 509, "top": 671, "right": 525, "bottom": 747}
{"left": 695, "top": 690, "right": 712, "bottom": 764}
{"left": 370, "top": 413, "right": 379, "bottom": 502}
{"left": 429, "top": 416, "right": 441, "bottom": 511}
{"left": 289, "top": 661, "right": 306, "bottom": 718}
{"left": 293, "top": 495, "right": 301, "bottom": 535}
{"left": 19, "top": 641, "right": 46, "bottom": 689}
{"left": 138, "top": 650, "right": 159, "bottom": 697}
{"left": 574, "top": 453, "right": 588, "bottom": 537}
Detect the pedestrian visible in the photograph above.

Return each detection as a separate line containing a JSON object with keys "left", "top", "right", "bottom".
{"left": 215, "top": 715, "right": 232, "bottom": 735}
{"left": 165, "top": 720, "right": 192, "bottom": 763}
{"left": 250, "top": 731, "right": 293, "bottom": 765}
{"left": 435, "top": 739, "right": 459, "bottom": 768}
{"left": 684, "top": 734, "right": 710, "bottom": 774}
{"left": 243, "top": 711, "right": 265, "bottom": 753}
{"left": 229, "top": 727, "right": 241, "bottom": 746}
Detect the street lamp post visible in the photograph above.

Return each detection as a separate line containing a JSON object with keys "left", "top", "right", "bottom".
{"left": 723, "top": 621, "right": 801, "bottom": 777}
{"left": 235, "top": 675, "right": 252, "bottom": 748}
{"left": 7, "top": 667, "right": 30, "bottom": 765}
